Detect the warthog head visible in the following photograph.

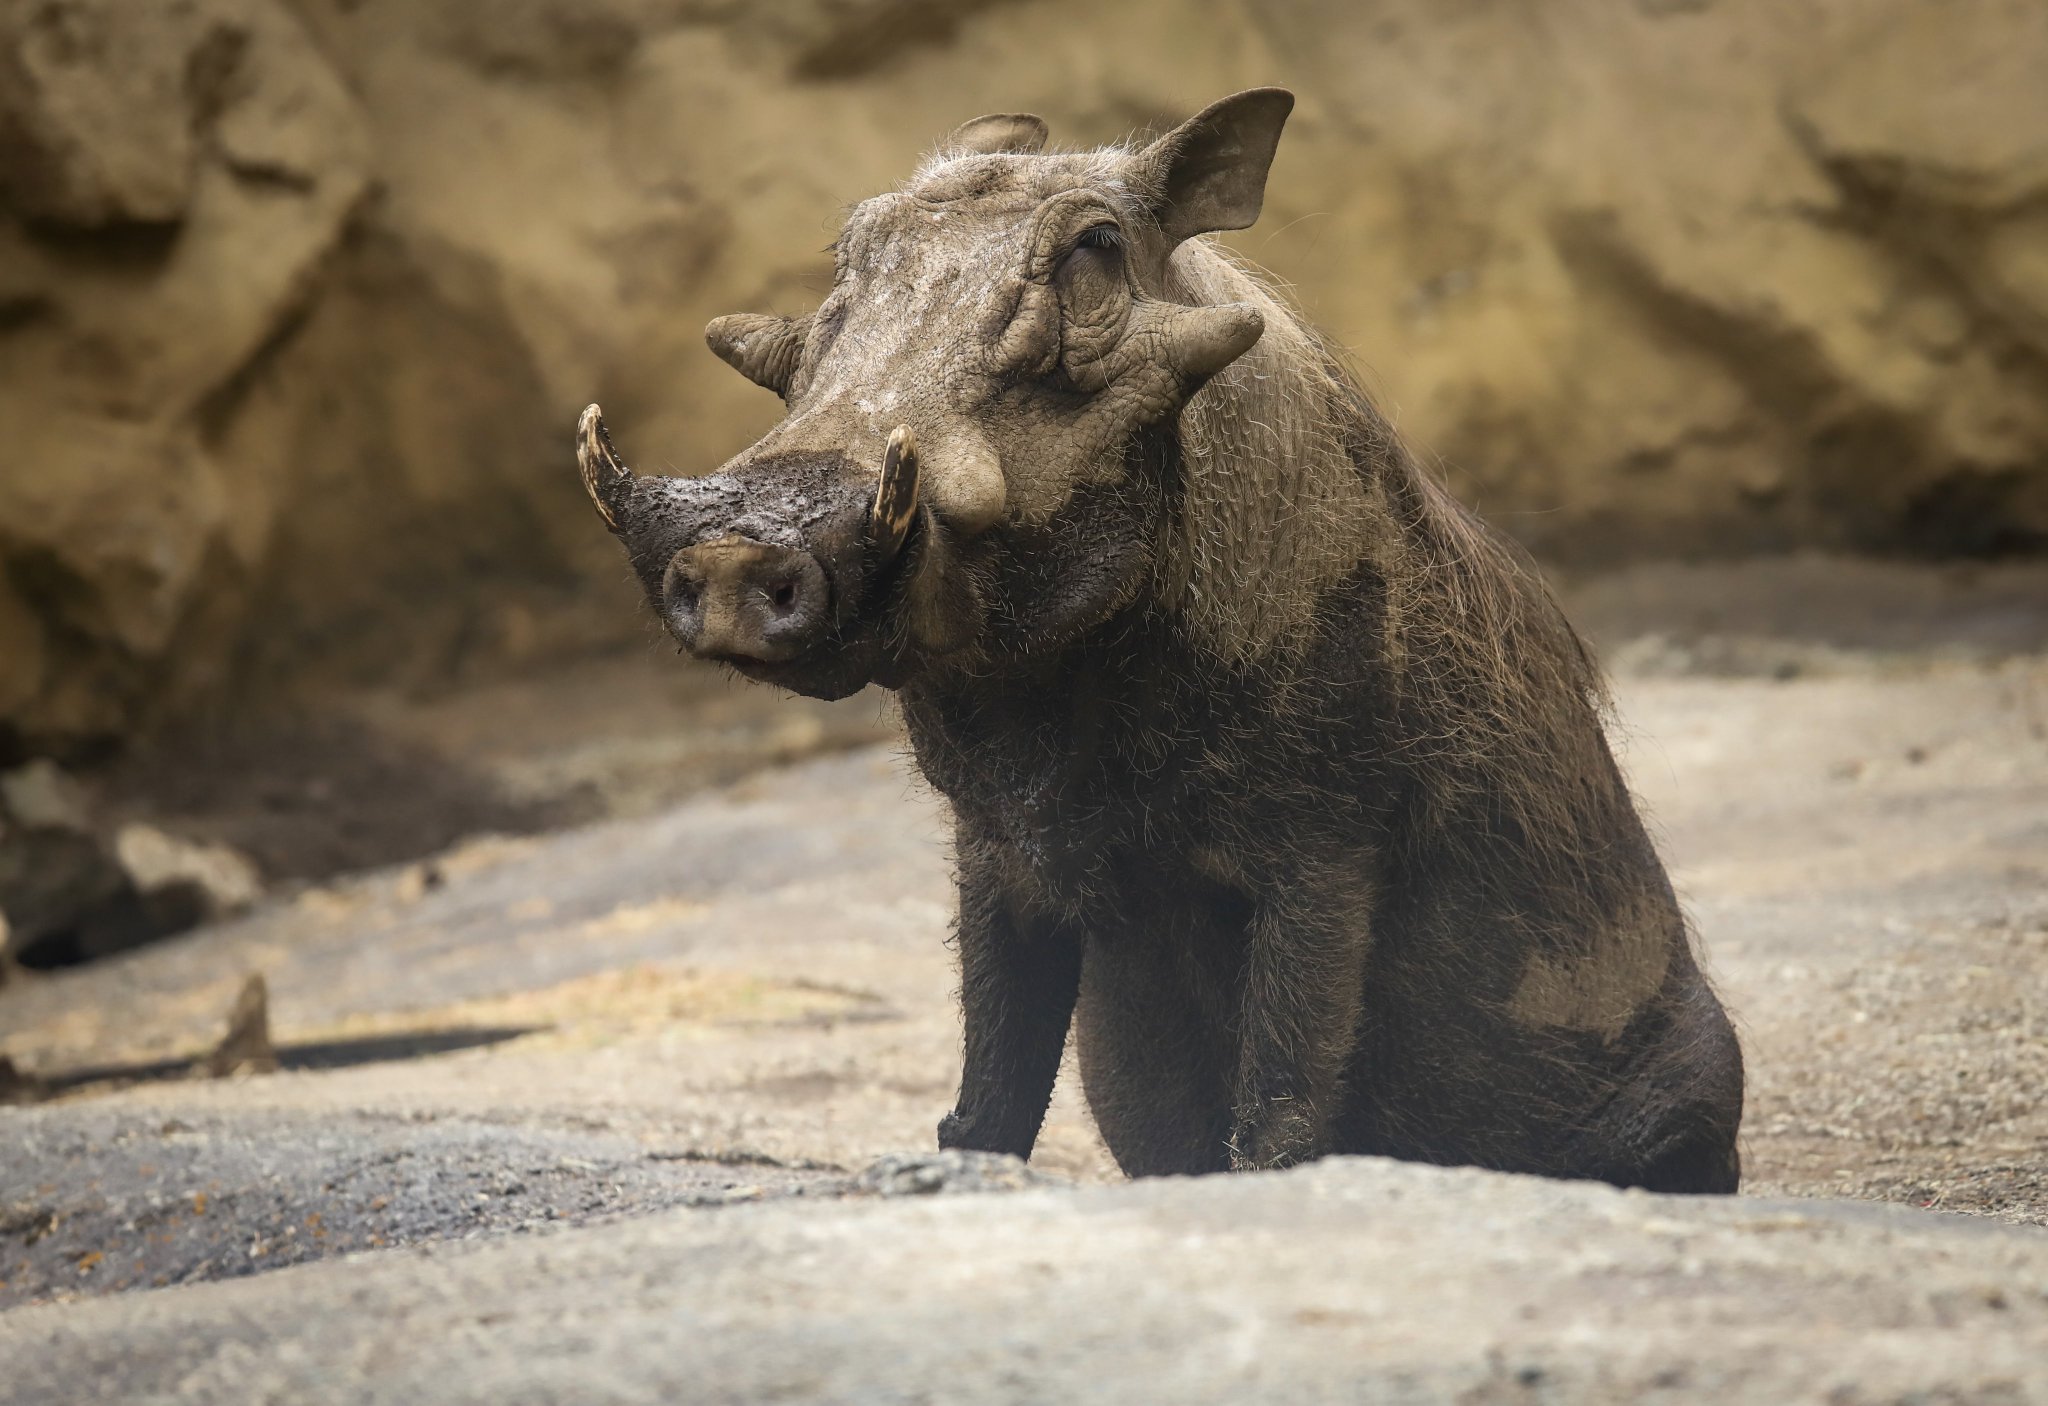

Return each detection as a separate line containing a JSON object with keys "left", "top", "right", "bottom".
{"left": 580, "top": 88, "right": 1294, "bottom": 699}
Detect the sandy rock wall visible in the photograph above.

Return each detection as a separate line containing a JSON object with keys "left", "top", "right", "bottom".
{"left": 1, "top": 0, "right": 2044, "bottom": 749}
{"left": 0, "top": 0, "right": 373, "bottom": 745}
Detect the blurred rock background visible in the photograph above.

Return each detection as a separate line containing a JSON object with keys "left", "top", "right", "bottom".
{"left": 0, "top": 0, "right": 2045, "bottom": 960}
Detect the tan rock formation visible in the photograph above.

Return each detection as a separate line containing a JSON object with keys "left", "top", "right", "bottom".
{"left": 1, "top": 0, "right": 2043, "bottom": 749}
{"left": 0, "top": 0, "right": 371, "bottom": 746}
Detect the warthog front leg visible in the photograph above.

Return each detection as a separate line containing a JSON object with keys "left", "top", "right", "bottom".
{"left": 937, "top": 847, "right": 1083, "bottom": 1161}
{"left": 1227, "top": 862, "right": 1375, "bottom": 1171}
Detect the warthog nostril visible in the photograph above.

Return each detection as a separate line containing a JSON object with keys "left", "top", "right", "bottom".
{"left": 664, "top": 537, "right": 828, "bottom": 663}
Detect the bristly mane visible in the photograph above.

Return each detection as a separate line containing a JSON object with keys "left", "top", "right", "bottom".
{"left": 1164, "top": 236, "right": 1650, "bottom": 973}
{"left": 1160, "top": 241, "right": 1386, "bottom": 664}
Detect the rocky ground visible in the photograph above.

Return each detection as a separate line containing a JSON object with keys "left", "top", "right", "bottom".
{"left": 0, "top": 558, "right": 2044, "bottom": 1402}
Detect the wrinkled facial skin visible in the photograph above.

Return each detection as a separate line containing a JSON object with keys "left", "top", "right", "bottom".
{"left": 582, "top": 90, "right": 1292, "bottom": 700}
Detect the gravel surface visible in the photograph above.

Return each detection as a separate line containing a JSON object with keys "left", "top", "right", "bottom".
{"left": 1, "top": 1106, "right": 846, "bottom": 1307}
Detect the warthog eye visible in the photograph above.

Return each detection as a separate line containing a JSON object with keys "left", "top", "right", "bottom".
{"left": 1057, "top": 223, "right": 1126, "bottom": 287}
{"left": 1052, "top": 222, "right": 1134, "bottom": 390}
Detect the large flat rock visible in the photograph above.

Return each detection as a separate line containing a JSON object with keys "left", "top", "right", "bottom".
{"left": 3, "top": 1156, "right": 2045, "bottom": 1405}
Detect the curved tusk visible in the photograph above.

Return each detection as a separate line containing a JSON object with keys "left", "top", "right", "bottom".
{"left": 577, "top": 403, "right": 634, "bottom": 531}
{"left": 868, "top": 424, "right": 921, "bottom": 563}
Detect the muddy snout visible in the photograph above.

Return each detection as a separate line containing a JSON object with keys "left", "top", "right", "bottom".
{"left": 662, "top": 535, "right": 830, "bottom": 663}
{"left": 578, "top": 406, "right": 929, "bottom": 683}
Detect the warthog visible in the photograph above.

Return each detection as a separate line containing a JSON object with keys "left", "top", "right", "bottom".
{"left": 579, "top": 89, "right": 1743, "bottom": 1190}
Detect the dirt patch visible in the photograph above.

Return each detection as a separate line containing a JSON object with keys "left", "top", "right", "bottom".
{"left": 102, "top": 710, "right": 575, "bottom": 883}
{"left": 7, "top": 962, "right": 898, "bottom": 1107}
{"left": 0, "top": 1108, "right": 850, "bottom": 1308}
{"left": 94, "top": 650, "right": 896, "bottom": 886}
{"left": 1561, "top": 556, "right": 2048, "bottom": 668}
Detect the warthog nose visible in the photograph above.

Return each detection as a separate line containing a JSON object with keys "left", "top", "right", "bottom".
{"left": 663, "top": 536, "right": 829, "bottom": 663}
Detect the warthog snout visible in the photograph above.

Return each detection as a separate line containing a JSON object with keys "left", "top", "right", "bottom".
{"left": 661, "top": 535, "right": 827, "bottom": 663}
{"left": 578, "top": 405, "right": 927, "bottom": 695}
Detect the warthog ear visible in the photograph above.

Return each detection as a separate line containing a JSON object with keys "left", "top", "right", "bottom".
{"left": 705, "top": 313, "right": 810, "bottom": 397}
{"left": 1135, "top": 88, "right": 1294, "bottom": 246}
{"left": 945, "top": 113, "right": 1050, "bottom": 156}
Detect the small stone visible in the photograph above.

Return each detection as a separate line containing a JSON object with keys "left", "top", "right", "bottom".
{"left": 114, "top": 824, "right": 262, "bottom": 916}
{"left": 202, "top": 974, "right": 279, "bottom": 1078}
{"left": 851, "top": 1150, "right": 1058, "bottom": 1198}
{"left": 0, "top": 1053, "right": 46, "bottom": 1104}
{"left": 0, "top": 761, "right": 93, "bottom": 833}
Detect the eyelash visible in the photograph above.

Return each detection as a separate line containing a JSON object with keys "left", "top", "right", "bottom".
{"left": 1074, "top": 224, "right": 1124, "bottom": 252}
